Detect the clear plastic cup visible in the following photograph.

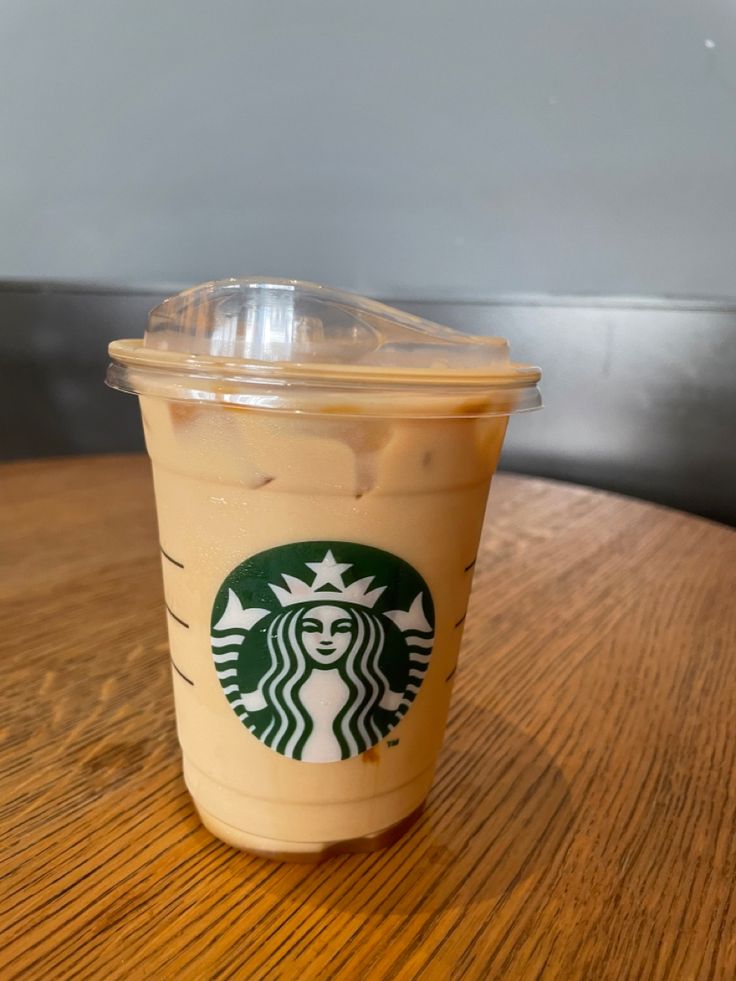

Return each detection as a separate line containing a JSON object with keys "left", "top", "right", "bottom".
{"left": 107, "top": 278, "right": 541, "bottom": 860}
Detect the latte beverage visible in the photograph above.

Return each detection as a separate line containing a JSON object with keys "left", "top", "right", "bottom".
{"left": 107, "top": 279, "right": 540, "bottom": 859}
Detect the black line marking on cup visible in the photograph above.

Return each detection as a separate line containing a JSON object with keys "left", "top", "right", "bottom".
{"left": 464, "top": 558, "right": 477, "bottom": 572}
{"left": 445, "top": 666, "right": 457, "bottom": 682}
{"left": 171, "top": 658, "right": 194, "bottom": 686}
{"left": 387, "top": 739, "right": 399, "bottom": 747}
{"left": 166, "top": 602, "right": 190, "bottom": 629}
{"left": 161, "top": 546, "right": 184, "bottom": 569}
{"left": 454, "top": 612, "right": 467, "bottom": 629}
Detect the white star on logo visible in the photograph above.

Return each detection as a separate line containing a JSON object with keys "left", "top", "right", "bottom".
{"left": 305, "top": 550, "right": 353, "bottom": 590}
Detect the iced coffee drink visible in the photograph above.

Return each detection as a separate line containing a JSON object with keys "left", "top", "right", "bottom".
{"left": 107, "top": 278, "right": 540, "bottom": 859}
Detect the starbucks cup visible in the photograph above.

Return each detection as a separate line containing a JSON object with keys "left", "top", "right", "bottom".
{"left": 107, "top": 278, "right": 541, "bottom": 860}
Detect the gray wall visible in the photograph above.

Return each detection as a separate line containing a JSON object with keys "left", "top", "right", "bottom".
{"left": 2, "top": 0, "right": 735, "bottom": 297}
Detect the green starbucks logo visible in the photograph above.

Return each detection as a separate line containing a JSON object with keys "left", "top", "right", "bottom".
{"left": 211, "top": 542, "right": 435, "bottom": 762}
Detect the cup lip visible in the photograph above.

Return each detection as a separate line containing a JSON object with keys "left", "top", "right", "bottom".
{"left": 108, "top": 338, "right": 542, "bottom": 391}
{"left": 109, "top": 278, "right": 542, "bottom": 416}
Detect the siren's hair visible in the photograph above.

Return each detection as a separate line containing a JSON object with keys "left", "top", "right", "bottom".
{"left": 258, "top": 605, "right": 389, "bottom": 760}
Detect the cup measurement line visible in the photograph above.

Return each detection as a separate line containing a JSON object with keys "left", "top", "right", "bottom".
{"left": 454, "top": 612, "right": 467, "bottom": 629}
{"left": 445, "top": 666, "right": 457, "bottom": 682}
{"left": 160, "top": 545, "right": 184, "bottom": 569}
{"left": 170, "top": 658, "right": 194, "bottom": 686}
{"left": 165, "top": 602, "right": 190, "bottom": 629}
{"left": 464, "top": 558, "right": 477, "bottom": 572}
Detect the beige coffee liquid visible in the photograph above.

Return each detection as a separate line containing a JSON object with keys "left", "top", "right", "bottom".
{"left": 140, "top": 395, "right": 507, "bottom": 856}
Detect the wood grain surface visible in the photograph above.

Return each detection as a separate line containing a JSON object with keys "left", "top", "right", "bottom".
{"left": 2, "top": 455, "right": 736, "bottom": 980}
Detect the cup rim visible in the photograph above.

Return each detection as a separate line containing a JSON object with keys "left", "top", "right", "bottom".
{"left": 108, "top": 338, "right": 541, "bottom": 390}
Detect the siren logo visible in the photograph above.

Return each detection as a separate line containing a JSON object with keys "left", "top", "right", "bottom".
{"left": 211, "top": 542, "right": 435, "bottom": 762}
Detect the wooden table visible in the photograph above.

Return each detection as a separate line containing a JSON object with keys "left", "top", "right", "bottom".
{"left": 2, "top": 455, "right": 735, "bottom": 980}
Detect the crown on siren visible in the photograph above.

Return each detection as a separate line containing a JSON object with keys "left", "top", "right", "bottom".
{"left": 269, "top": 550, "right": 386, "bottom": 609}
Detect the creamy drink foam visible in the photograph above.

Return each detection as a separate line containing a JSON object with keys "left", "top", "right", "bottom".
{"left": 107, "top": 278, "right": 540, "bottom": 859}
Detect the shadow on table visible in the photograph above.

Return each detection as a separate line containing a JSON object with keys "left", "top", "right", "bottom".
{"left": 257, "top": 695, "right": 574, "bottom": 914}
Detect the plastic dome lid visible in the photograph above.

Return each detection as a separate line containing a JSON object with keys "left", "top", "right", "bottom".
{"left": 107, "top": 278, "right": 541, "bottom": 417}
